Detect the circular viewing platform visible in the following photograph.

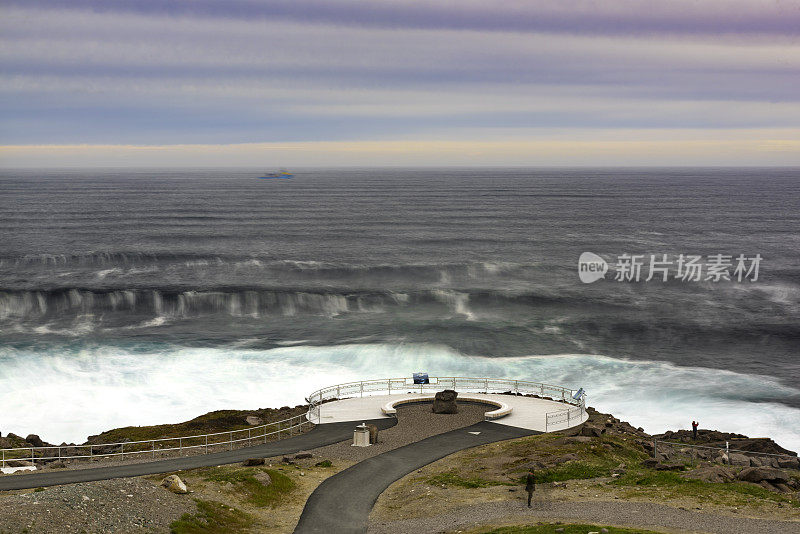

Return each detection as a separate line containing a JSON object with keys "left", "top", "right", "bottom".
{"left": 305, "top": 376, "right": 588, "bottom": 433}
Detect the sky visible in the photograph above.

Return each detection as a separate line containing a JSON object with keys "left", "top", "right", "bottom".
{"left": 1, "top": 0, "right": 799, "bottom": 166}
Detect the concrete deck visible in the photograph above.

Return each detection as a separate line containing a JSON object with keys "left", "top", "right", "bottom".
{"left": 313, "top": 392, "right": 587, "bottom": 432}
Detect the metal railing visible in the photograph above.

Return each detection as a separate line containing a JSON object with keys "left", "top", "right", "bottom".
{"left": 1, "top": 412, "right": 311, "bottom": 467}
{"left": 544, "top": 403, "right": 586, "bottom": 431}
{"left": 305, "top": 376, "right": 586, "bottom": 429}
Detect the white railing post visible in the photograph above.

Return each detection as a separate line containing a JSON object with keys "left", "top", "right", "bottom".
{"left": 152, "top": 441, "right": 155, "bottom": 459}
{"left": 229, "top": 432, "right": 233, "bottom": 451}
{"left": 205, "top": 435, "right": 209, "bottom": 453}
{"left": 179, "top": 437, "right": 182, "bottom": 453}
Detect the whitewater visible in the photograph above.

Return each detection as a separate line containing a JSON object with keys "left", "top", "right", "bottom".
{"left": 1, "top": 168, "right": 798, "bottom": 449}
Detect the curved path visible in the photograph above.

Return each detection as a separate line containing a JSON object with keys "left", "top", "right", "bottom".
{"left": 0, "top": 418, "right": 396, "bottom": 492}
{"left": 294, "top": 421, "right": 539, "bottom": 534}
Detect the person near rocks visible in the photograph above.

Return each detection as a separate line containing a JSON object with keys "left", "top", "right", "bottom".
{"left": 525, "top": 468, "right": 536, "bottom": 507}
{"left": 692, "top": 420, "right": 699, "bottom": 440}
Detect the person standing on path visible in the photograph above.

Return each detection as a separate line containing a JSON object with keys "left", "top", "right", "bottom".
{"left": 692, "top": 420, "right": 699, "bottom": 440}
{"left": 525, "top": 468, "right": 536, "bottom": 508}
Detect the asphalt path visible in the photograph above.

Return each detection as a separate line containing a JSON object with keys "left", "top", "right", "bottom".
{"left": 0, "top": 418, "right": 396, "bottom": 491}
{"left": 294, "top": 421, "right": 538, "bottom": 534}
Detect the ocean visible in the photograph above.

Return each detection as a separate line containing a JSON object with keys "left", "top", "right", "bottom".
{"left": 1, "top": 168, "right": 798, "bottom": 449}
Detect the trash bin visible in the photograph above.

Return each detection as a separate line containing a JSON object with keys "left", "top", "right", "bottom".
{"left": 352, "top": 423, "right": 370, "bottom": 447}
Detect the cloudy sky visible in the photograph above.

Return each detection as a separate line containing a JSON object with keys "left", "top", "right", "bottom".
{"left": 1, "top": 0, "right": 799, "bottom": 166}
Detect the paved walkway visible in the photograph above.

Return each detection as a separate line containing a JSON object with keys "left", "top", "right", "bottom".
{"left": 294, "top": 421, "right": 539, "bottom": 534}
{"left": 0, "top": 419, "right": 396, "bottom": 492}
{"left": 316, "top": 393, "right": 586, "bottom": 432}
{"left": 367, "top": 500, "right": 800, "bottom": 534}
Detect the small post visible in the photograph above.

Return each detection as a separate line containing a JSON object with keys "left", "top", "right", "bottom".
{"left": 59, "top": 446, "right": 62, "bottom": 461}
{"left": 119, "top": 444, "right": 122, "bottom": 460}
{"left": 152, "top": 441, "right": 155, "bottom": 459}
{"left": 205, "top": 435, "right": 208, "bottom": 454}
{"left": 2, "top": 449, "right": 4, "bottom": 468}
{"left": 248, "top": 429, "right": 251, "bottom": 446}
{"left": 229, "top": 432, "right": 233, "bottom": 451}
{"left": 89, "top": 445, "right": 92, "bottom": 458}
{"left": 653, "top": 439, "right": 658, "bottom": 458}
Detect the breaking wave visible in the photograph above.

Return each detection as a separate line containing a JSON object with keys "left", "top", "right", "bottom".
{"left": 0, "top": 342, "right": 798, "bottom": 450}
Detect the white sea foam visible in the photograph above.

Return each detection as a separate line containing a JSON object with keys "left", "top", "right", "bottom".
{"left": 0, "top": 343, "right": 798, "bottom": 449}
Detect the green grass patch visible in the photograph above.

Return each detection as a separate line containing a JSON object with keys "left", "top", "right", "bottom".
{"left": 427, "top": 471, "right": 514, "bottom": 489}
{"left": 613, "top": 470, "right": 799, "bottom": 507}
{"left": 529, "top": 461, "right": 611, "bottom": 484}
{"left": 86, "top": 406, "right": 307, "bottom": 445}
{"left": 200, "top": 467, "right": 296, "bottom": 507}
{"left": 314, "top": 460, "right": 333, "bottom": 467}
{"left": 476, "top": 523, "right": 663, "bottom": 534}
{"left": 169, "top": 499, "right": 254, "bottom": 534}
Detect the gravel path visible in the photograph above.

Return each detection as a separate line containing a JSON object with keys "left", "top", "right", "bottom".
{"left": 367, "top": 500, "right": 800, "bottom": 534}
{"left": 0, "top": 477, "right": 195, "bottom": 533}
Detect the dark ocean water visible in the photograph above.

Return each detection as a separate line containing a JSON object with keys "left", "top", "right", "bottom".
{"left": 1, "top": 168, "right": 799, "bottom": 446}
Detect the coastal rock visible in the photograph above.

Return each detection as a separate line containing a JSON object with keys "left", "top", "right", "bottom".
{"left": 245, "top": 416, "right": 263, "bottom": 426}
{"left": 579, "top": 425, "right": 604, "bottom": 438}
{"left": 295, "top": 453, "right": 313, "bottom": 459}
{"left": 682, "top": 465, "right": 736, "bottom": 483}
{"left": 432, "top": 390, "right": 458, "bottom": 414}
{"left": 727, "top": 453, "right": 750, "bottom": 466}
{"left": 4, "top": 460, "right": 33, "bottom": 468}
{"left": 160, "top": 475, "right": 189, "bottom": 494}
{"left": 737, "top": 467, "right": 789, "bottom": 484}
{"left": 242, "top": 458, "right": 265, "bottom": 466}
{"left": 25, "top": 434, "right": 46, "bottom": 448}
{"left": 776, "top": 457, "right": 800, "bottom": 470}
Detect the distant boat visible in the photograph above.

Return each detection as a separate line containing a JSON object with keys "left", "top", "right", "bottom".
{"left": 259, "top": 170, "right": 293, "bottom": 179}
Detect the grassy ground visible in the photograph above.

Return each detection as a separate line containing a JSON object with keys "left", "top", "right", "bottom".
{"left": 467, "top": 523, "right": 664, "bottom": 534}
{"left": 373, "top": 430, "right": 800, "bottom": 523}
{"left": 157, "top": 454, "right": 349, "bottom": 533}
{"left": 170, "top": 500, "right": 255, "bottom": 534}
{"left": 87, "top": 406, "right": 308, "bottom": 445}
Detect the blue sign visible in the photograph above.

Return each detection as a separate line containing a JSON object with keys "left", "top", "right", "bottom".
{"left": 413, "top": 372, "right": 429, "bottom": 384}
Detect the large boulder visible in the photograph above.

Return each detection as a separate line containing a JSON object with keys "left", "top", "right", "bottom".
{"left": 160, "top": 474, "right": 189, "bottom": 494}
{"left": 682, "top": 465, "right": 736, "bottom": 483}
{"left": 737, "top": 467, "right": 790, "bottom": 484}
{"left": 432, "top": 390, "right": 458, "bottom": 414}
